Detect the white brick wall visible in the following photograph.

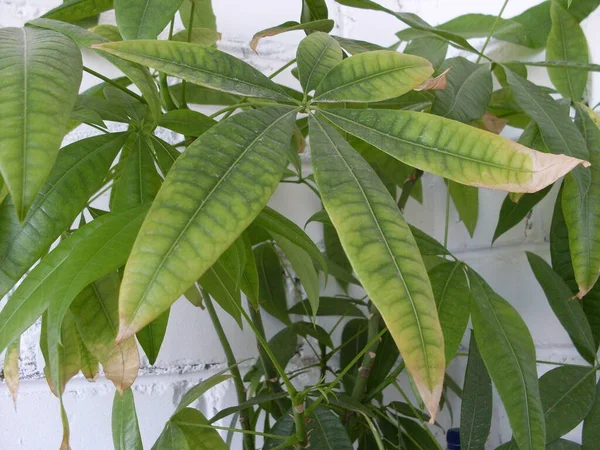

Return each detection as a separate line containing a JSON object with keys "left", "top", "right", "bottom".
{"left": 1, "top": 1, "right": 599, "bottom": 448}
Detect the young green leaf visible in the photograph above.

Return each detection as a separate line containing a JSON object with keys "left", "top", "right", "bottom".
{"left": 94, "top": 40, "right": 294, "bottom": 102}
{"left": 526, "top": 252, "right": 596, "bottom": 364}
{"left": 460, "top": 333, "right": 492, "bottom": 450}
{"left": 42, "top": 0, "right": 114, "bottom": 23}
{"left": 562, "top": 104, "right": 600, "bottom": 298}
{"left": 321, "top": 108, "right": 588, "bottom": 193}
{"left": 546, "top": 1, "right": 589, "bottom": 100}
{"left": 117, "top": 107, "right": 297, "bottom": 340}
{"left": 112, "top": 388, "right": 143, "bottom": 450}
{"left": 250, "top": 19, "right": 334, "bottom": 52}
{"left": 0, "top": 132, "right": 128, "bottom": 299}
{"left": 314, "top": 50, "right": 433, "bottom": 103}
{"left": 583, "top": 379, "right": 600, "bottom": 449}
{"left": 115, "top": 0, "right": 184, "bottom": 40}
{"left": 301, "top": 0, "right": 329, "bottom": 22}
{"left": 175, "top": 373, "right": 232, "bottom": 414}
{"left": 540, "top": 365, "right": 596, "bottom": 442}
{"left": 310, "top": 116, "right": 444, "bottom": 419}
{"left": 297, "top": 31, "right": 342, "bottom": 94}
{"left": 468, "top": 270, "right": 545, "bottom": 450}
{"left": 136, "top": 310, "right": 170, "bottom": 365}
{"left": 0, "top": 27, "right": 82, "bottom": 220}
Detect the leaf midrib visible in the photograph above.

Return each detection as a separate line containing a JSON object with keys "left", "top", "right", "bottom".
{"left": 544, "top": 368, "right": 595, "bottom": 417}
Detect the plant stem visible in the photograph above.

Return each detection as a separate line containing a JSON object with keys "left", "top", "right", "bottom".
{"left": 364, "top": 361, "right": 405, "bottom": 402}
{"left": 159, "top": 20, "right": 178, "bottom": 111}
{"left": 83, "top": 66, "right": 145, "bottom": 103}
{"left": 397, "top": 169, "right": 423, "bottom": 212}
{"left": 269, "top": 58, "right": 296, "bottom": 79}
{"left": 208, "top": 101, "right": 283, "bottom": 119}
{"left": 351, "top": 305, "right": 381, "bottom": 401}
{"left": 202, "top": 290, "right": 255, "bottom": 450}
{"left": 476, "top": 0, "right": 510, "bottom": 64}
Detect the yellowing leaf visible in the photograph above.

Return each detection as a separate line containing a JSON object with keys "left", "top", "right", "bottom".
{"left": 104, "top": 337, "right": 140, "bottom": 394}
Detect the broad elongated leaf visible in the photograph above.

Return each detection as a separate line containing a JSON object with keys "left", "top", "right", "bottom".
{"left": 289, "top": 297, "right": 364, "bottom": 317}
{"left": 562, "top": 105, "right": 600, "bottom": 297}
{"left": 309, "top": 407, "right": 354, "bottom": 450}
{"left": 493, "top": 187, "right": 552, "bottom": 243}
{"left": 321, "top": 108, "right": 588, "bottom": 193}
{"left": 546, "top": 1, "right": 589, "bottom": 100}
{"left": 0, "top": 27, "right": 82, "bottom": 220}
{"left": 95, "top": 40, "right": 293, "bottom": 102}
{"left": 460, "top": 333, "right": 492, "bottom": 450}
{"left": 0, "top": 206, "right": 148, "bottom": 355}
{"left": 332, "top": 35, "right": 385, "bottom": 54}
{"left": 169, "top": 83, "right": 239, "bottom": 105}
{"left": 526, "top": 252, "right": 596, "bottom": 364}
{"left": 250, "top": 19, "right": 334, "bottom": 52}
{"left": 431, "top": 57, "right": 492, "bottom": 123}
{"left": 447, "top": 181, "right": 479, "bottom": 237}
{"left": 176, "top": 373, "right": 232, "bottom": 414}
{"left": 430, "top": 261, "right": 469, "bottom": 363}
{"left": 155, "top": 408, "right": 228, "bottom": 450}
{"left": 540, "top": 365, "right": 596, "bottom": 442}
{"left": 314, "top": 50, "right": 433, "bottom": 103}
{"left": 404, "top": 37, "right": 448, "bottom": 71}
{"left": 255, "top": 242, "right": 290, "bottom": 324}
{"left": 200, "top": 258, "right": 242, "bottom": 327}
{"left": 468, "top": 271, "right": 545, "bottom": 450}
{"left": 0, "top": 132, "right": 128, "bottom": 299}
{"left": 583, "top": 379, "right": 600, "bottom": 449}
{"left": 179, "top": 0, "right": 217, "bottom": 31}
{"left": 310, "top": 116, "right": 444, "bottom": 418}
{"left": 42, "top": 0, "right": 114, "bottom": 23}
{"left": 115, "top": 0, "right": 184, "bottom": 40}
{"left": 137, "top": 310, "right": 169, "bottom": 365}
{"left": 159, "top": 110, "right": 216, "bottom": 137}
{"left": 117, "top": 107, "right": 297, "bottom": 340}
{"left": 4, "top": 337, "right": 20, "bottom": 406}
{"left": 112, "top": 388, "right": 143, "bottom": 450}
{"left": 302, "top": 0, "right": 328, "bottom": 22}
{"left": 297, "top": 31, "right": 342, "bottom": 94}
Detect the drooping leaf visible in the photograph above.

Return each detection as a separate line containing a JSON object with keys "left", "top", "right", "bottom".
{"left": 0, "top": 206, "right": 148, "bottom": 355}
{"left": 112, "top": 388, "right": 143, "bottom": 450}
{"left": 289, "top": 297, "right": 364, "bottom": 317}
{"left": 76, "top": 331, "right": 99, "bottom": 381}
{"left": 137, "top": 310, "right": 170, "bottom": 365}
{"left": 4, "top": 337, "right": 20, "bottom": 406}
{"left": 115, "top": 0, "right": 184, "bottom": 40}
{"left": 42, "top": 0, "right": 114, "bottom": 23}
{"left": 250, "top": 20, "right": 334, "bottom": 52}
{"left": 297, "top": 31, "right": 342, "bottom": 94}
{"left": 404, "top": 37, "right": 448, "bottom": 70}
{"left": 460, "top": 333, "right": 492, "bottom": 450}
{"left": 159, "top": 110, "right": 216, "bottom": 136}
{"left": 468, "top": 270, "right": 545, "bottom": 450}
{"left": 117, "top": 107, "right": 297, "bottom": 340}
{"left": 314, "top": 50, "right": 433, "bottom": 103}
{"left": 447, "top": 181, "right": 479, "bottom": 237}
{"left": 431, "top": 57, "right": 492, "bottom": 123}
{"left": 583, "top": 378, "right": 600, "bottom": 449}
{"left": 526, "top": 252, "right": 596, "bottom": 364}
{"left": 95, "top": 40, "right": 294, "bottom": 102}
{"left": 103, "top": 336, "right": 140, "bottom": 393}
{"left": 0, "top": 132, "right": 128, "bottom": 299}
{"left": 562, "top": 105, "right": 600, "bottom": 298}
{"left": 540, "top": 365, "right": 596, "bottom": 442}
{"left": 321, "top": 108, "right": 588, "bottom": 193}
{"left": 310, "top": 116, "right": 444, "bottom": 419}
{"left": 546, "top": 1, "right": 589, "bottom": 100}
{"left": 0, "top": 27, "right": 82, "bottom": 220}
{"left": 429, "top": 261, "right": 470, "bottom": 363}
{"left": 175, "top": 372, "right": 232, "bottom": 414}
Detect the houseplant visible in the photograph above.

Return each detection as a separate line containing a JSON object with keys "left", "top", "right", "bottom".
{"left": 0, "top": 0, "right": 599, "bottom": 448}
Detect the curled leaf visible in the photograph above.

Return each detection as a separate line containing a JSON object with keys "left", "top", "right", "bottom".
{"left": 414, "top": 67, "right": 450, "bottom": 91}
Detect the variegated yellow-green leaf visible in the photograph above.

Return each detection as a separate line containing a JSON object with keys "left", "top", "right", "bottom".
{"left": 320, "top": 109, "right": 589, "bottom": 193}
{"left": 297, "top": 31, "right": 342, "bottom": 94}
{"left": 117, "top": 107, "right": 297, "bottom": 340}
{"left": 0, "top": 27, "right": 82, "bottom": 220}
{"left": 562, "top": 104, "right": 600, "bottom": 298}
{"left": 309, "top": 115, "right": 444, "bottom": 419}
{"left": 313, "top": 50, "right": 433, "bottom": 103}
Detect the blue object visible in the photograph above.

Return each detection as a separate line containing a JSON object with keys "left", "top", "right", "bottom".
{"left": 447, "top": 428, "right": 461, "bottom": 450}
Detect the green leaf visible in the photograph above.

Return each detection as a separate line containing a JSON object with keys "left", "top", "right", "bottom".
{"left": 297, "top": 32, "right": 342, "bottom": 94}
{"left": 397, "top": 417, "right": 441, "bottom": 449}
{"left": 159, "top": 110, "right": 216, "bottom": 136}
{"left": 447, "top": 181, "right": 479, "bottom": 237}
{"left": 404, "top": 37, "right": 448, "bottom": 70}
{"left": 0, "top": 206, "right": 148, "bottom": 355}
{"left": 562, "top": 105, "right": 600, "bottom": 297}
{"left": 429, "top": 261, "right": 470, "bottom": 363}
{"left": 431, "top": 57, "right": 492, "bottom": 123}
{"left": 293, "top": 321, "right": 333, "bottom": 348}
{"left": 171, "top": 28, "right": 221, "bottom": 45}
{"left": 526, "top": 252, "right": 596, "bottom": 364}
{"left": 162, "top": 408, "right": 228, "bottom": 450}
{"left": 169, "top": 83, "right": 239, "bottom": 105}
{"left": 95, "top": 40, "right": 293, "bottom": 102}
{"left": 468, "top": 270, "right": 545, "bottom": 450}
{"left": 540, "top": 365, "right": 596, "bottom": 442}
{"left": 332, "top": 35, "right": 386, "bottom": 54}
{"left": 250, "top": 19, "right": 334, "bottom": 52}
{"left": 308, "top": 407, "right": 354, "bottom": 450}
{"left": 175, "top": 373, "right": 232, "bottom": 414}
{"left": 117, "top": 107, "right": 297, "bottom": 339}
{"left": 310, "top": 116, "right": 444, "bottom": 418}
{"left": 148, "top": 136, "right": 180, "bottom": 176}
{"left": 239, "top": 232, "right": 260, "bottom": 309}
{"left": 301, "top": 0, "right": 329, "bottom": 23}
{"left": 42, "top": 0, "right": 114, "bottom": 23}
{"left": 515, "top": 60, "right": 600, "bottom": 72}
{"left": 255, "top": 242, "right": 290, "bottom": 324}
{"left": 0, "top": 27, "right": 82, "bottom": 220}
{"left": 505, "top": 69, "right": 590, "bottom": 195}
{"left": 111, "top": 134, "right": 162, "bottom": 211}
{"left": 91, "top": 24, "right": 123, "bottom": 42}
{"left": 115, "top": 0, "right": 184, "bottom": 40}
{"left": 137, "top": 310, "right": 170, "bottom": 365}
{"left": 324, "top": 222, "right": 353, "bottom": 290}
{"left": 179, "top": 0, "right": 216, "bottom": 31}
{"left": 253, "top": 326, "right": 297, "bottom": 379}
{"left": 548, "top": 440, "right": 583, "bottom": 450}
{"left": 460, "top": 333, "right": 492, "bottom": 450}
{"left": 340, "top": 318, "right": 368, "bottom": 392}
{"left": 314, "top": 50, "right": 433, "bottom": 103}
{"left": 321, "top": 108, "right": 587, "bottom": 193}
{"left": 583, "top": 378, "right": 600, "bottom": 449}
{"left": 0, "top": 132, "right": 128, "bottom": 299}
{"left": 200, "top": 257, "right": 242, "bottom": 327}
{"left": 289, "top": 297, "right": 364, "bottom": 317}
{"left": 493, "top": 187, "right": 552, "bottom": 243}
{"left": 546, "top": 1, "right": 589, "bottom": 100}
{"left": 74, "top": 94, "right": 130, "bottom": 123}
{"left": 112, "top": 388, "right": 143, "bottom": 450}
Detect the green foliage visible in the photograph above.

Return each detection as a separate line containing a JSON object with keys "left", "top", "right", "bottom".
{"left": 2, "top": 1, "right": 599, "bottom": 448}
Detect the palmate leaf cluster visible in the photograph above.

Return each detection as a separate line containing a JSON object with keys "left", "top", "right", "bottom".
{"left": 0, "top": 0, "right": 599, "bottom": 449}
